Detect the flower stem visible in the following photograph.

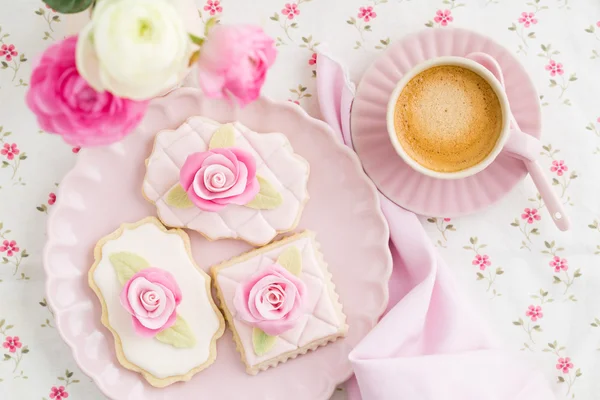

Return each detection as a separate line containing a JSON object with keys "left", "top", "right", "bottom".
{"left": 519, "top": 225, "right": 532, "bottom": 243}
{"left": 10, "top": 158, "right": 19, "bottom": 180}
{"left": 563, "top": 271, "right": 573, "bottom": 294}
{"left": 523, "top": 322, "right": 535, "bottom": 344}
{"left": 486, "top": 270, "right": 495, "bottom": 292}
{"left": 516, "top": 27, "right": 529, "bottom": 50}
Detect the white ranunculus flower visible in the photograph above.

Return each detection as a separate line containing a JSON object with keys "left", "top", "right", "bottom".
{"left": 76, "top": 0, "right": 191, "bottom": 100}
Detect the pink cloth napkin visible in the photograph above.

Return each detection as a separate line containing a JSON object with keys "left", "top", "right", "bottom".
{"left": 316, "top": 52, "right": 556, "bottom": 400}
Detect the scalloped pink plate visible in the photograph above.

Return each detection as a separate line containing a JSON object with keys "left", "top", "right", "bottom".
{"left": 352, "top": 28, "right": 542, "bottom": 217}
{"left": 44, "top": 88, "right": 392, "bottom": 400}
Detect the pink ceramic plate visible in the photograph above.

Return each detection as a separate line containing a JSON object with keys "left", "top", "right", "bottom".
{"left": 44, "top": 88, "right": 392, "bottom": 400}
{"left": 352, "top": 28, "right": 542, "bottom": 216}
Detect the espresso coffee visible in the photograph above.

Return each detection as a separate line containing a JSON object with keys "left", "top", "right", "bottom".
{"left": 393, "top": 65, "right": 503, "bottom": 173}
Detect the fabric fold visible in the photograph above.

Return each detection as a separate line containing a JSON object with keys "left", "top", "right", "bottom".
{"left": 316, "top": 49, "right": 556, "bottom": 400}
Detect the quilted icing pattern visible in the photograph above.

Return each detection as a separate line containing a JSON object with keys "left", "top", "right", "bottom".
{"left": 214, "top": 235, "right": 346, "bottom": 368}
{"left": 143, "top": 117, "right": 310, "bottom": 245}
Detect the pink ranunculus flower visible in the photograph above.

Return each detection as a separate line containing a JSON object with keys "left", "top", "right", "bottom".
{"left": 119, "top": 268, "right": 182, "bottom": 337}
{"left": 26, "top": 36, "right": 149, "bottom": 147}
{"left": 434, "top": 9, "right": 453, "bottom": 26}
{"left": 233, "top": 264, "right": 307, "bottom": 336}
{"left": 556, "top": 357, "right": 573, "bottom": 374}
{"left": 196, "top": 25, "right": 277, "bottom": 107}
{"left": 525, "top": 305, "right": 543, "bottom": 321}
{"left": 549, "top": 256, "right": 568, "bottom": 273}
{"left": 521, "top": 208, "right": 541, "bottom": 224}
{"left": 518, "top": 12, "right": 537, "bottom": 28}
{"left": 550, "top": 160, "right": 568, "bottom": 176}
{"left": 545, "top": 60, "right": 564, "bottom": 77}
{"left": 180, "top": 147, "right": 259, "bottom": 212}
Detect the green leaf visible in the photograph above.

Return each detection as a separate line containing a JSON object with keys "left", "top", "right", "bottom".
{"left": 189, "top": 33, "right": 205, "bottom": 47}
{"left": 108, "top": 252, "right": 150, "bottom": 285}
{"left": 277, "top": 246, "right": 302, "bottom": 276}
{"left": 576, "top": 368, "right": 582, "bottom": 377}
{"left": 245, "top": 176, "right": 283, "bottom": 210}
{"left": 0, "top": 319, "right": 4, "bottom": 328}
{"left": 553, "top": 276, "right": 561, "bottom": 284}
{"left": 544, "top": 241, "right": 551, "bottom": 248}
{"left": 155, "top": 316, "right": 196, "bottom": 348}
{"left": 552, "top": 178, "right": 560, "bottom": 185}
{"left": 3, "top": 354, "right": 10, "bottom": 360}
{"left": 476, "top": 272, "right": 484, "bottom": 280}
{"left": 66, "top": 369, "right": 73, "bottom": 378}
{"left": 549, "top": 79, "right": 557, "bottom": 87}
{"left": 204, "top": 17, "right": 218, "bottom": 36}
{"left": 425, "top": 21, "right": 434, "bottom": 28}
{"left": 21, "top": 346, "right": 29, "bottom": 354}
{"left": 533, "top": 325, "right": 542, "bottom": 332}
{"left": 252, "top": 328, "right": 277, "bottom": 356}
{"left": 208, "top": 123, "right": 236, "bottom": 149}
{"left": 42, "top": 0, "right": 94, "bottom": 14}
{"left": 470, "top": 237, "right": 477, "bottom": 245}
{"left": 426, "top": 218, "right": 436, "bottom": 223}
{"left": 270, "top": 13, "right": 279, "bottom": 21}
{"left": 512, "top": 320, "right": 523, "bottom": 326}
{"left": 4, "top": 325, "right": 13, "bottom": 330}
{"left": 496, "top": 267, "right": 504, "bottom": 275}
{"left": 19, "top": 154, "right": 27, "bottom": 160}
{"left": 0, "top": 61, "right": 7, "bottom": 69}
{"left": 574, "top": 269, "right": 582, "bottom": 278}
{"left": 35, "top": 9, "right": 44, "bottom": 15}
{"left": 557, "top": 376, "right": 565, "bottom": 383}
{"left": 165, "top": 184, "right": 194, "bottom": 209}
{"left": 527, "top": 32, "right": 536, "bottom": 38}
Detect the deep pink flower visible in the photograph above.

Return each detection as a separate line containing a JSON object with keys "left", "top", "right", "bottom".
{"left": 556, "top": 357, "right": 573, "bottom": 374}
{"left": 233, "top": 264, "right": 307, "bottom": 336}
{"left": 308, "top": 53, "right": 317, "bottom": 66}
{"left": 48, "top": 193, "right": 57, "bottom": 205}
{"left": 550, "top": 160, "right": 568, "bottom": 176}
{"left": 434, "top": 9, "right": 453, "bottom": 26}
{"left": 597, "top": 21, "right": 600, "bottom": 28}
{"left": 120, "top": 268, "right": 182, "bottom": 337}
{"left": 518, "top": 12, "right": 538, "bottom": 28}
{"left": 71, "top": 146, "right": 81, "bottom": 154}
{"left": 358, "top": 6, "right": 377, "bottom": 22}
{"left": 282, "top": 3, "right": 300, "bottom": 20}
{"left": 196, "top": 25, "right": 277, "bottom": 107}
{"left": 26, "top": 36, "right": 149, "bottom": 146}
{"left": 525, "top": 305, "right": 543, "bottom": 321}
{"left": 0, "top": 44, "right": 18, "bottom": 61}
{"left": 521, "top": 208, "right": 541, "bottom": 224}
{"left": 545, "top": 60, "right": 564, "bottom": 77}
{"left": 288, "top": 99, "right": 300, "bottom": 105}
{"left": 49, "top": 386, "right": 69, "bottom": 400}
{"left": 203, "top": 0, "right": 222, "bottom": 15}
{"left": 549, "top": 256, "right": 568, "bottom": 273}
{"left": 2, "top": 336, "right": 22, "bottom": 353}
{"left": 597, "top": 117, "right": 600, "bottom": 124}
{"left": 443, "top": 218, "right": 451, "bottom": 222}
{"left": 1, "top": 143, "right": 19, "bottom": 161}
{"left": 472, "top": 254, "right": 491, "bottom": 271}
{"left": 0, "top": 240, "right": 19, "bottom": 257}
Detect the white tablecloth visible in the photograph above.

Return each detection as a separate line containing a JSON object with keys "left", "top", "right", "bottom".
{"left": 1, "top": 0, "right": 599, "bottom": 399}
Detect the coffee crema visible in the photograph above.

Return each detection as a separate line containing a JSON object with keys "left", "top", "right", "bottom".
{"left": 393, "top": 65, "right": 503, "bottom": 173}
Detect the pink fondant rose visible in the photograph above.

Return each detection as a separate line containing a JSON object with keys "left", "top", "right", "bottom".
{"left": 26, "top": 36, "right": 148, "bottom": 147}
{"left": 233, "top": 264, "right": 306, "bottom": 336}
{"left": 197, "top": 25, "right": 277, "bottom": 106}
{"left": 119, "top": 268, "right": 182, "bottom": 337}
{"left": 180, "top": 148, "right": 259, "bottom": 212}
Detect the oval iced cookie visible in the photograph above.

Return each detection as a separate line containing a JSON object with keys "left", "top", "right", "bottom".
{"left": 88, "top": 217, "right": 224, "bottom": 387}
{"left": 142, "top": 116, "right": 310, "bottom": 246}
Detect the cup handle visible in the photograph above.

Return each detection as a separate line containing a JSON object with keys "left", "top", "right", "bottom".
{"left": 503, "top": 130, "right": 571, "bottom": 231}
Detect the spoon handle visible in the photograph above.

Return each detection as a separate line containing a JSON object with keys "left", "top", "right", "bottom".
{"left": 525, "top": 160, "right": 571, "bottom": 231}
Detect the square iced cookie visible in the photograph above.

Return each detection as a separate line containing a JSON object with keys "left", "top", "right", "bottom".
{"left": 211, "top": 231, "right": 347, "bottom": 375}
{"left": 89, "top": 217, "right": 225, "bottom": 387}
{"left": 143, "top": 116, "right": 310, "bottom": 246}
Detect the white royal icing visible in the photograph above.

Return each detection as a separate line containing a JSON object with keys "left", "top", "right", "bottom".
{"left": 92, "top": 223, "right": 221, "bottom": 379}
{"left": 143, "top": 117, "right": 310, "bottom": 245}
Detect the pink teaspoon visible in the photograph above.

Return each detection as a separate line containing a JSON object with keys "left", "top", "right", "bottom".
{"left": 466, "top": 52, "right": 570, "bottom": 231}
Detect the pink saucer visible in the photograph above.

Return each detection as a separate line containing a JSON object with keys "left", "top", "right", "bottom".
{"left": 351, "top": 28, "right": 542, "bottom": 217}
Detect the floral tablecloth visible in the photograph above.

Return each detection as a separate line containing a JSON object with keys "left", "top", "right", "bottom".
{"left": 1, "top": 0, "right": 599, "bottom": 399}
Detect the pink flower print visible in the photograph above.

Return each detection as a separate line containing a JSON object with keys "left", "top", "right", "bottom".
{"left": 525, "top": 305, "right": 543, "bottom": 321}
{"left": 0, "top": 240, "right": 19, "bottom": 257}
{"left": 0, "top": 44, "right": 18, "bottom": 61}
{"left": 72, "top": 146, "right": 81, "bottom": 154}
{"left": 203, "top": 0, "right": 222, "bottom": 15}
{"left": 49, "top": 386, "right": 69, "bottom": 400}
{"left": 545, "top": 60, "right": 564, "bottom": 77}
{"left": 48, "top": 193, "right": 57, "bottom": 205}
{"left": 2, "top": 336, "right": 22, "bottom": 353}
{"left": 549, "top": 256, "right": 568, "bottom": 273}
{"left": 443, "top": 218, "right": 451, "bottom": 222}
{"left": 550, "top": 160, "right": 568, "bottom": 176}
{"left": 472, "top": 254, "right": 491, "bottom": 271}
{"left": 597, "top": 21, "right": 600, "bottom": 28}
{"left": 518, "top": 12, "right": 538, "bottom": 28}
{"left": 288, "top": 99, "right": 300, "bottom": 105}
{"left": 308, "top": 53, "right": 317, "bottom": 66}
{"left": 434, "top": 9, "right": 453, "bottom": 26}
{"left": 556, "top": 357, "right": 573, "bottom": 374}
{"left": 358, "top": 6, "right": 377, "bottom": 22}
{"left": 282, "top": 3, "right": 300, "bottom": 20}
{"left": 597, "top": 117, "right": 600, "bottom": 123}
{"left": 521, "top": 208, "right": 541, "bottom": 224}
{"left": 1, "top": 143, "right": 19, "bottom": 160}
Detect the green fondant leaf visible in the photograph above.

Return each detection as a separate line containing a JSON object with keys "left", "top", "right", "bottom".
{"left": 109, "top": 252, "right": 150, "bottom": 285}
{"left": 252, "top": 328, "right": 277, "bottom": 356}
{"left": 43, "top": 0, "right": 94, "bottom": 14}
{"left": 155, "top": 316, "right": 196, "bottom": 348}
{"left": 245, "top": 176, "right": 283, "bottom": 210}
{"left": 277, "top": 246, "right": 302, "bottom": 276}
{"left": 165, "top": 184, "right": 194, "bottom": 209}
{"left": 208, "top": 124, "right": 236, "bottom": 150}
